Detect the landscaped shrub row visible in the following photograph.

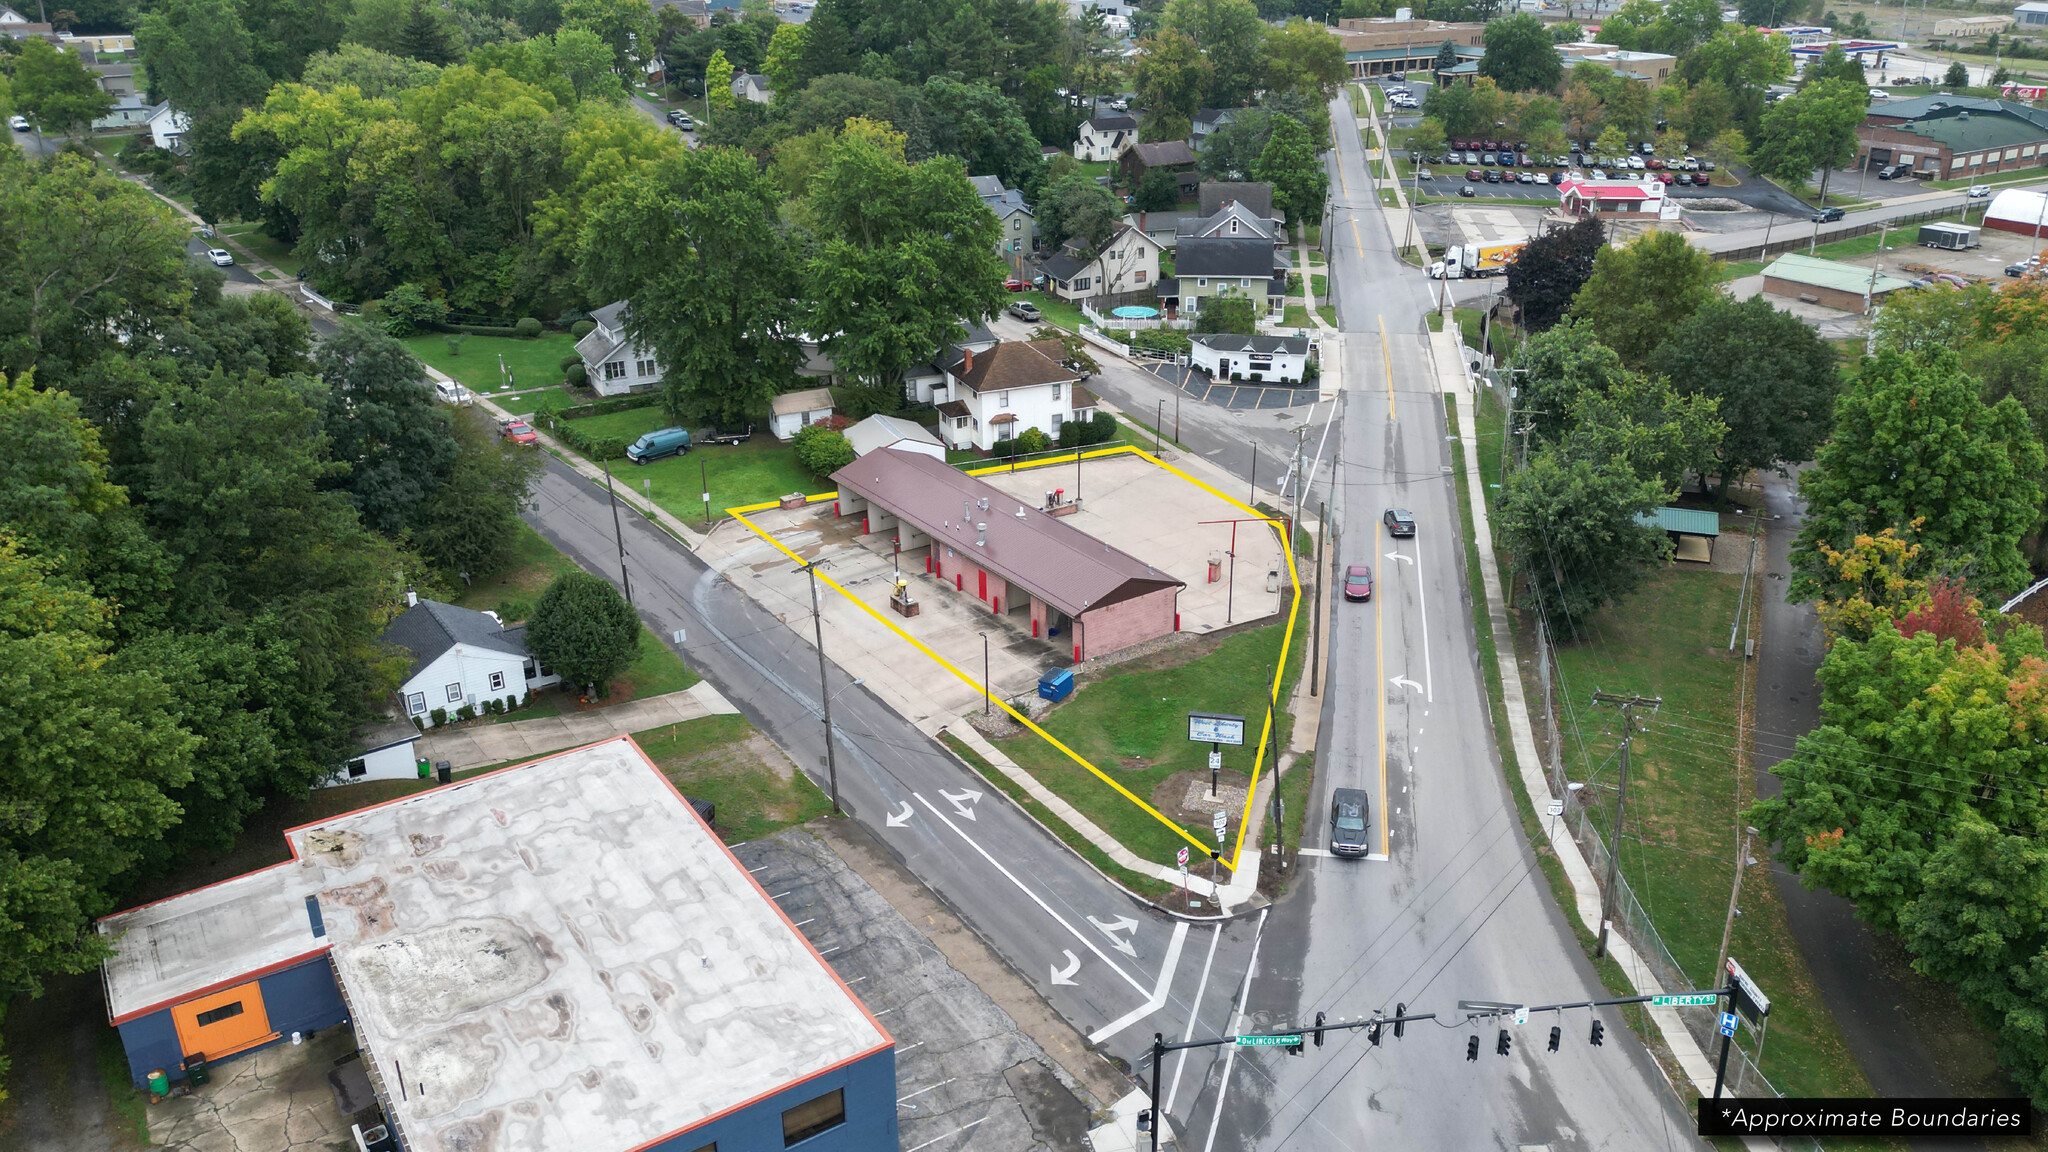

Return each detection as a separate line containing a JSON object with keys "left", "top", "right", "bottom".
{"left": 550, "top": 419, "right": 629, "bottom": 461}
{"left": 1132, "top": 329, "right": 1192, "bottom": 355}
{"left": 988, "top": 412, "right": 1119, "bottom": 458}
{"left": 545, "top": 392, "right": 664, "bottom": 421}
{"left": 421, "top": 692, "right": 529, "bottom": 729}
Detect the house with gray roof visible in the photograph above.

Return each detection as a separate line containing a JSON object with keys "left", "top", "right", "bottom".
{"left": 1189, "top": 333, "right": 1315, "bottom": 382}
{"left": 576, "top": 301, "right": 664, "bottom": 397}
{"left": 970, "top": 174, "right": 1036, "bottom": 258}
{"left": 1075, "top": 114, "right": 1138, "bottom": 161}
{"left": 1190, "top": 108, "right": 1240, "bottom": 152}
{"left": 381, "top": 594, "right": 560, "bottom": 724}
{"left": 1165, "top": 234, "right": 1290, "bottom": 318}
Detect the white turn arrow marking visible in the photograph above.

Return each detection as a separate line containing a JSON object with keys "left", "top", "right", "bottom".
{"left": 885, "top": 802, "right": 914, "bottom": 828}
{"left": 1089, "top": 914, "right": 1141, "bottom": 957}
{"left": 1390, "top": 676, "right": 1423, "bottom": 693}
{"left": 1385, "top": 551, "right": 1414, "bottom": 564}
{"left": 1051, "top": 951, "right": 1082, "bottom": 986}
{"left": 938, "top": 788, "right": 982, "bottom": 820}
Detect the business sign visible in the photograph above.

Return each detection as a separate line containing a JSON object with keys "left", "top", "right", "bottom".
{"left": 1189, "top": 712, "right": 1247, "bottom": 746}
{"left": 2005, "top": 83, "right": 2048, "bottom": 100}
{"left": 1725, "top": 956, "right": 1771, "bottom": 1023}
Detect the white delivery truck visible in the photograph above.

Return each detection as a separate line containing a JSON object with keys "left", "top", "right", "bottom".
{"left": 1430, "top": 237, "right": 1531, "bottom": 279}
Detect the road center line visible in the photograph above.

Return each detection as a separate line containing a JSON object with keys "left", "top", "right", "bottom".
{"left": 1201, "top": 908, "right": 1269, "bottom": 1152}
{"left": 1164, "top": 923, "right": 1223, "bottom": 1113}
{"left": 1088, "top": 920, "right": 1189, "bottom": 1044}
{"left": 912, "top": 792, "right": 1150, "bottom": 997}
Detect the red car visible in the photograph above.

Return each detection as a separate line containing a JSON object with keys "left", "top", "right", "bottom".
{"left": 1466, "top": 168, "right": 1484, "bottom": 181}
{"left": 1004, "top": 277, "right": 1027, "bottom": 291}
{"left": 502, "top": 420, "right": 539, "bottom": 445}
{"left": 1343, "top": 564, "right": 1374, "bottom": 602}
{"left": 1654, "top": 171, "right": 1675, "bottom": 183}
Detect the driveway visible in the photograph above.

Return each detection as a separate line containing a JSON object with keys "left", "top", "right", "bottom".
{"left": 416, "top": 681, "right": 739, "bottom": 770}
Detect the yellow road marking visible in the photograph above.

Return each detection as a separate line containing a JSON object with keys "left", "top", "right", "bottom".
{"left": 1379, "top": 314, "right": 1396, "bottom": 420}
{"left": 724, "top": 443, "right": 1302, "bottom": 875}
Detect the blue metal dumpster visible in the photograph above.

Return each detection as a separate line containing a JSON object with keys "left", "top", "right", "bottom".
{"left": 1038, "top": 668, "right": 1074, "bottom": 703}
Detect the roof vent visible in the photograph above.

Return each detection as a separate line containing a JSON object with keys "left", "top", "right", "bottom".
{"left": 1960, "top": 110, "right": 1971, "bottom": 120}
{"left": 976, "top": 522, "right": 987, "bottom": 547}
{"left": 978, "top": 497, "right": 990, "bottom": 511}
{"left": 1016, "top": 505, "right": 1027, "bottom": 519}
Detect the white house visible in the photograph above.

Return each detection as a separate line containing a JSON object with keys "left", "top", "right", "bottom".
{"left": 145, "top": 102, "right": 190, "bottom": 151}
{"left": 91, "top": 94, "right": 151, "bottom": 131}
{"left": 928, "top": 339, "right": 1097, "bottom": 452}
{"left": 845, "top": 413, "right": 945, "bottom": 460}
{"left": 1190, "top": 333, "right": 1315, "bottom": 383}
{"left": 1036, "top": 225, "right": 1163, "bottom": 303}
{"left": 731, "top": 71, "right": 771, "bottom": 104}
{"left": 324, "top": 719, "right": 421, "bottom": 788}
{"left": 769, "top": 387, "right": 837, "bottom": 440}
{"left": 1074, "top": 114, "right": 1138, "bottom": 162}
{"left": 381, "top": 595, "right": 561, "bottom": 726}
{"left": 575, "top": 301, "right": 664, "bottom": 397}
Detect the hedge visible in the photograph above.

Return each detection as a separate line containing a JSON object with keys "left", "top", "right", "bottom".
{"left": 552, "top": 420, "right": 629, "bottom": 461}
{"left": 549, "top": 392, "right": 664, "bottom": 421}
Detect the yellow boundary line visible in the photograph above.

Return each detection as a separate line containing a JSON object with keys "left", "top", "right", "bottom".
{"left": 725, "top": 444, "right": 1302, "bottom": 874}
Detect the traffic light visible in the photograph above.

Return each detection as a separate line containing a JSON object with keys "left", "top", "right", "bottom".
{"left": 1394, "top": 1003, "right": 1406, "bottom": 1039}
{"left": 1466, "top": 1035, "right": 1479, "bottom": 1062}
{"left": 1547, "top": 1026, "right": 1561, "bottom": 1053}
{"left": 1496, "top": 1029, "right": 1511, "bottom": 1057}
{"left": 1287, "top": 1033, "right": 1304, "bottom": 1056}
{"left": 1590, "top": 1018, "right": 1605, "bottom": 1047}
{"left": 1314, "top": 1012, "right": 1327, "bottom": 1048}
{"left": 1366, "top": 1015, "right": 1381, "bottom": 1046}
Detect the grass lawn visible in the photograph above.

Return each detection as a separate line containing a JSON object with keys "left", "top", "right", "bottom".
{"left": 1928, "top": 167, "right": 2048, "bottom": 191}
{"left": 455, "top": 521, "right": 580, "bottom": 622}
{"left": 1552, "top": 570, "right": 1881, "bottom": 1108}
{"left": 1283, "top": 304, "right": 1313, "bottom": 328}
{"left": 569, "top": 406, "right": 819, "bottom": 513}
{"left": 403, "top": 331, "right": 579, "bottom": 396}
{"left": 637, "top": 714, "right": 833, "bottom": 842}
{"left": 1311, "top": 273, "right": 1327, "bottom": 299}
{"left": 1316, "top": 305, "right": 1337, "bottom": 328}
{"left": 218, "top": 222, "right": 296, "bottom": 269}
{"left": 1718, "top": 259, "right": 1766, "bottom": 282}
{"left": 1022, "top": 289, "right": 1086, "bottom": 332}
{"left": 993, "top": 620, "right": 1305, "bottom": 872}
{"left": 624, "top": 623, "right": 699, "bottom": 696}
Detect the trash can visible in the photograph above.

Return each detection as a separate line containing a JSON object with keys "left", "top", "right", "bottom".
{"left": 416, "top": 758, "right": 430, "bottom": 779}
{"left": 1037, "top": 667, "right": 1074, "bottom": 703}
{"left": 182, "top": 1053, "right": 209, "bottom": 1088}
{"left": 147, "top": 1069, "right": 169, "bottom": 1097}
{"left": 435, "top": 760, "right": 452, "bottom": 784}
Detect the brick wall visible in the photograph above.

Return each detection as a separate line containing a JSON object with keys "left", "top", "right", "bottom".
{"left": 1079, "top": 586, "right": 1177, "bottom": 659}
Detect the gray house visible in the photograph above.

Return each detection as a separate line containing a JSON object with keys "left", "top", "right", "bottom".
{"left": 575, "top": 301, "right": 664, "bottom": 397}
{"left": 969, "top": 175, "right": 1036, "bottom": 259}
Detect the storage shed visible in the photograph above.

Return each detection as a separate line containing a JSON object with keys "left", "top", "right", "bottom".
{"left": 1761, "top": 253, "right": 1918, "bottom": 314}
{"left": 770, "top": 387, "right": 837, "bottom": 441}
{"left": 1918, "top": 221, "right": 1981, "bottom": 249}
{"left": 1636, "top": 505, "right": 1721, "bottom": 562}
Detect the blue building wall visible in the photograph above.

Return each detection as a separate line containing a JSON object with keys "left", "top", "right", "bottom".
{"left": 115, "top": 956, "right": 349, "bottom": 1088}
{"left": 647, "top": 1046, "right": 897, "bottom": 1152}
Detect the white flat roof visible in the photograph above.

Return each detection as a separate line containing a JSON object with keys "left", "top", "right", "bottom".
{"left": 291, "top": 738, "right": 890, "bottom": 1152}
{"left": 100, "top": 863, "right": 324, "bottom": 1022}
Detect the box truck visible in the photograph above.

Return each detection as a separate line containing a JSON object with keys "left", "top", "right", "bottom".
{"left": 1429, "top": 237, "right": 1530, "bottom": 279}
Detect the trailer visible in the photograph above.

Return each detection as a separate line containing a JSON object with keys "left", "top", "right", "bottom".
{"left": 1918, "top": 221, "right": 1981, "bottom": 251}
{"left": 1430, "top": 237, "right": 1530, "bottom": 279}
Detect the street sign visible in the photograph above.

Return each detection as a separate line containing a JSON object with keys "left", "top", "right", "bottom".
{"left": 1719, "top": 1012, "right": 1740, "bottom": 1038}
{"left": 1651, "top": 993, "right": 1721, "bottom": 1007}
{"left": 1188, "top": 712, "right": 1247, "bottom": 746}
{"left": 1177, "top": 846, "right": 1190, "bottom": 866}
{"left": 1236, "top": 1034, "right": 1303, "bottom": 1047}
{"left": 1513, "top": 1006, "right": 1528, "bottom": 1025}
{"left": 1546, "top": 799, "right": 1564, "bottom": 817}
{"left": 1208, "top": 750, "right": 1223, "bottom": 774}
{"left": 1725, "top": 956, "right": 1772, "bottom": 1023}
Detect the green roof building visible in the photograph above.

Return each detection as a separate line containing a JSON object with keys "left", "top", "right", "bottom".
{"left": 1762, "top": 253, "right": 1918, "bottom": 315}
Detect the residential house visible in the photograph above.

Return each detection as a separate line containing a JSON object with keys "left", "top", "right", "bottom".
{"left": 575, "top": 301, "right": 664, "bottom": 397}
{"left": 926, "top": 339, "right": 1096, "bottom": 452}
{"left": 92, "top": 60, "right": 135, "bottom": 97}
{"left": 146, "top": 102, "right": 191, "bottom": 151}
{"left": 905, "top": 321, "right": 996, "bottom": 405}
{"left": 1176, "top": 186, "right": 1285, "bottom": 247}
{"left": 0, "top": 4, "right": 51, "bottom": 38}
{"left": 1190, "top": 334, "right": 1314, "bottom": 383}
{"left": 60, "top": 31, "right": 132, "bottom": 52}
{"left": 1074, "top": 114, "right": 1137, "bottom": 162}
{"left": 1164, "top": 234, "right": 1289, "bottom": 317}
{"left": 731, "top": 70, "right": 771, "bottom": 104}
{"left": 1190, "top": 108, "right": 1239, "bottom": 153}
{"left": 651, "top": 0, "right": 712, "bottom": 28}
{"left": 845, "top": 414, "right": 944, "bottom": 461}
{"left": 325, "top": 720, "right": 420, "bottom": 788}
{"left": 769, "top": 387, "right": 836, "bottom": 440}
{"left": 382, "top": 594, "right": 560, "bottom": 726}
{"left": 1035, "top": 225, "right": 1163, "bottom": 303}
{"left": 1119, "top": 140, "right": 1199, "bottom": 200}
{"left": 969, "top": 174, "right": 1036, "bottom": 259}
{"left": 91, "top": 94, "right": 152, "bottom": 131}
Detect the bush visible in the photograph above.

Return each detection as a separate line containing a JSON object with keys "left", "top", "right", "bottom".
{"left": 515, "top": 316, "right": 543, "bottom": 338}
{"left": 1016, "top": 427, "right": 1051, "bottom": 454}
{"left": 443, "top": 332, "right": 468, "bottom": 357}
{"left": 559, "top": 353, "right": 583, "bottom": 372}
{"left": 1058, "top": 411, "right": 1120, "bottom": 450}
{"left": 990, "top": 436, "right": 1018, "bottom": 458}
{"left": 526, "top": 570, "right": 643, "bottom": 696}
{"left": 1132, "top": 328, "right": 1191, "bottom": 356}
{"left": 413, "top": 716, "right": 425, "bottom": 731}
{"left": 455, "top": 703, "right": 475, "bottom": 721}
{"left": 484, "top": 698, "right": 502, "bottom": 715}
{"left": 565, "top": 362, "right": 588, "bottom": 386}
{"left": 446, "top": 322, "right": 523, "bottom": 337}
{"left": 1195, "top": 294, "right": 1260, "bottom": 335}
{"left": 571, "top": 320, "right": 596, "bottom": 339}
{"left": 504, "top": 694, "right": 519, "bottom": 712}
{"left": 549, "top": 393, "right": 662, "bottom": 421}
{"left": 430, "top": 707, "right": 447, "bottom": 727}
{"left": 373, "top": 283, "right": 448, "bottom": 337}
{"left": 792, "top": 424, "right": 855, "bottom": 477}
{"left": 553, "top": 421, "right": 628, "bottom": 460}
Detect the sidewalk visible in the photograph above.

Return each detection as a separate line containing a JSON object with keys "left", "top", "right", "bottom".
{"left": 1429, "top": 327, "right": 1761, "bottom": 1130}
{"left": 417, "top": 681, "right": 739, "bottom": 769}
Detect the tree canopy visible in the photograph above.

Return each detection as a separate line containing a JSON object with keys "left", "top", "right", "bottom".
{"left": 524, "top": 570, "right": 641, "bottom": 692}
{"left": 1647, "top": 294, "right": 1837, "bottom": 492}
{"left": 1505, "top": 216, "right": 1604, "bottom": 331}
{"left": 1569, "top": 230, "right": 1721, "bottom": 366}
{"left": 1479, "top": 13, "right": 1563, "bottom": 93}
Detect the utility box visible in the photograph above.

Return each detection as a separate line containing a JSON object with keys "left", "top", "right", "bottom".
{"left": 1037, "top": 667, "right": 1074, "bottom": 703}
{"left": 1918, "top": 221, "right": 1980, "bottom": 250}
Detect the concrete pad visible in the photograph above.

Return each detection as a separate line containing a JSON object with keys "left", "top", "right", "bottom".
{"left": 148, "top": 1025, "right": 357, "bottom": 1152}
{"left": 414, "top": 682, "right": 735, "bottom": 770}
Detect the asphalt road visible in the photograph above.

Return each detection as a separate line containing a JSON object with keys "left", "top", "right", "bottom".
{"left": 1175, "top": 94, "right": 1704, "bottom": 1151}
{"left": 184, "top": 235, "right": 262, "bottom": 285}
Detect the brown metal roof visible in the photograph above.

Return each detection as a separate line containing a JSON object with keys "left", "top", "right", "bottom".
{"left": 953, "top": 340, "right": 1077, "bottom": 394}
{"left": 831, "top": 449, "right": 1182, "bottom": 618}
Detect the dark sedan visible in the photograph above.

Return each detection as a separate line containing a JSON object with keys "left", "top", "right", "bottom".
{"left": 1384, "top": 507, "right": 1416, "bottom": 537}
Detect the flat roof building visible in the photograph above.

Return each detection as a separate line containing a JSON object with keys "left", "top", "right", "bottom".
{"left": 1762, "top": 252, "right": 1917, "bottom": 314}
{"left": 101, "top": 739, "right": 897, "bottom": 1152}
{"left": 1859, "top": 96, "right": 2048, "bottom": 178}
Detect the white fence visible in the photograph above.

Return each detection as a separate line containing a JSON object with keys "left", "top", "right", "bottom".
{"left": 1081, "top": 300, "right": 1191, "bottom": 332}
{"left": 300, "top": 284, "right": 359, "bottom": 315}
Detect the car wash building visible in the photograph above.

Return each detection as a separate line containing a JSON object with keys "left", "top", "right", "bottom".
{"left": 100, "top": 738, "right": 898, "bottom": 1152}
{"left": 831, "top": 448, "right": 1185, "bottom": 663}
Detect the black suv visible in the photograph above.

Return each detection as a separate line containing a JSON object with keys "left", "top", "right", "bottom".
{"left": 1330, "top": 788, "right": 1372, "bottom": 858}
{"left": 1812, "top": 206, "right": 1845, "bottom": 223}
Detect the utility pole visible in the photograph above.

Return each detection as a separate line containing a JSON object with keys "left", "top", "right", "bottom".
{"left": 1311, "top": 499, "right": 1326, "bottom": 697}
{"left": 796, "top": 560, "right": 842, "bottom": 815}
{"left": 1714, "top": 826, "right": 1759, "bottom": 985}
{"left": 602, "top": 462, "right": 634, "bottom": 608}
{"left": 1590, "top": 691, "right": 1660, "bottom": 958}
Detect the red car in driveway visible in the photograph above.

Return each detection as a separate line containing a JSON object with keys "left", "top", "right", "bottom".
{"left": 502, "top": 420, "right": 539, "bottom": 445}
{"left": 1005, "top": 277, "right": 1027, "bottom": 291}
{"left": 1344, "top": 564, "right": 1374, "bottom": 602}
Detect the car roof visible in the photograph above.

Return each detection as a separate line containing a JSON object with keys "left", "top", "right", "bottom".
{"left": 1332, "top": 787, "right": 1371, "bottom": 805}
{"left": 1345, "top": 565, "right": 1371, "bottom": 577}
{"left": 1389, "top": 507, "right": 1413, "bottom": 518}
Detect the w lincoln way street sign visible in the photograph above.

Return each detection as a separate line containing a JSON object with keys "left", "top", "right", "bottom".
{"left": 1236, "top": 1034, "right": 1303, "bottom": 1047}
{"left": 1189, "top": 712, "right": 1247, "bottom": 745}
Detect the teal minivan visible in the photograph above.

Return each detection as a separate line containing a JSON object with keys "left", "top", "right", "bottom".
{"left": 627, "top": 426, "right": 691, "bottom": 464}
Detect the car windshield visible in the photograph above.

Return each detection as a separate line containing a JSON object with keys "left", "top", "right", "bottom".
{"left": 1335, "top": 809, "right": 1366, "bottom": 831}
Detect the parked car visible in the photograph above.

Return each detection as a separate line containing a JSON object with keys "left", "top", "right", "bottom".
{"left": 1590, "top": 168, "right": 1608, "bottom": 179}
{"left": 1699, "top": 159, "right": 1716, "bottom": 171}
{"left": 433, "top": 380, "right": 473, "bottom": 405}
{"left": 1464, "top": 151, "right": 1479, "bottom": 164}
{"left": 1646, "top": 157, "right": 1664, "bottom": 169}
{"left": 2007, "top": 260, "right": 2038, "bottom": 277}
{"left": 205, "top": 248, "right": 235, "bottom": 266}
{"left": 501, "top": 420, "right": 539, "bottom": 445}
{"left": 1969, "top": 184, "right": 1993, "bottom": 198}
{"left": 1466, "top": 168, "right": 1483, "bottom": 181}
{"left": 1451, "top": 138, "right": 1467, "bottom": 151}
{"left": 1483, "top": 169, "right": 1501, "bottom": 183}
{"left": 627, "top": 426, "right": 692, "bottom": 463}
{"left": 1517, "top": 171, "right": 1534, "bottom": 184}
{"left": 1329, "top": 788, "right": 1372, "bottom": 858}
{"left": 1384, "top": 507, "right": 1416, "bottom": 537}
{"left": 1877, "top": 165, "right": 1902, "bottom": 179}
{"left": 1812, "top": 206, "right": 1845, "bottom": 222}
{"left": 1654, "top": 171, "right": 1674, "bottom": 183}
{"left": 1004, "top": 277, "right": 1027, "bottom": 291}
{"left": 1344, "top": 564, "right": 1374, "bottom": 601}
{"left": 1868, "top": 87, "right": 1890, "bottom": 101}
{"left": 1459, "top": 184, "right": 1477, "bottom": 197}
{"left": 7, "top": 115, "right": 26, "bottom": 131}
{"left": 1481, "top": 152, "right": 1496, "bottom": 165}
{"left": 1109, "top": 98, "right": 1129, "bottom": 110}
{"left": 1007, "top": 300, "right": 1041, "bottom": 322}
{"left": 1535, "top": 171, "right": 1551, "bottom": 185}
{"left": 1416, "top": 168, "right": 1433, "bottom": 180}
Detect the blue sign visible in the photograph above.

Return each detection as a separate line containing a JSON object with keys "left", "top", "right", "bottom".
{"left": 1719, "top": 1012, "right": 1739, "bottom": 1038}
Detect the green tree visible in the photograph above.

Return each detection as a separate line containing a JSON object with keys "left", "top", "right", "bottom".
{"left": 1135, "top": 29, "right": 1212, "bottom": 127}
{"left": 525, "top": 569, "right": 641, "bottom": 693}
{"left": 1255, "top": 113, "right": 1327, "bottom": 232}
{"left": 134, "top": 0, "right": 274, "bottom": 115}
{"left": 1804, "top": 43, "right": 1865, "bottom": 87}
{"left": 396, "top": 0, "right": 461, "bottom": 64}
{"left": 1752, "top": 77, "right": 1866, "bottom": 201}
{"left": 1195, "top": 292, "right": 1259, "bottom": 334}
{"left": 1423, "top": 79, "right": 1478, "bottom": 138}
{"left": 1648, "top": 294, "right": 1838, "bottom": 495}
{"left": 582, "top": 145, "right": 802, "bottom": 428}
{"left": 917, "top": 77, "right": 1042, "bottom": 190}
{"left": 1261, "top": 17, "right": 1345, "bottom": 105}
{"left": 302, "top": 43, "right": 445, "bottom": 98}
{"left": 314, "top": 323, "right": 460, "bottom": 536}
{"left": 1791, "top": 351, "right": 2046, "bottom": 603}
{"left": 1497, "top": 448, "right": 1673, "bottom": 626}
{"left": 1592, "top": 124, "right": 1629, "bottom": 159}
{"left": 806, "top": 133, "right": 1005, "bottom": 413}
{"left": 1504, "top": 215, "right": 1604, "bottom": 331}
{"left": 1134, "top": 165, "right": 1181, "bottom": 211}
{"left": 1506, "top": 317, "right": 1638, "bottom": 443}
{"left": 1160, "top": 0, "right": 1267, "bottom": 107}
{"left": 563, "top": 0, "right": 652, "bottom": 76}
{"left": 1433, "top": 40, "right": 1459, "bottom": 72}
{"left": 792, "top": 422, "right": 855, "bottom": 476}
{"left": 706, "top": 46, "right": 736, "bottom": 108}
{"left": 1560, "top": 372, "right": 1726, "bottom": 493}
{"left": 1197, "top": 107, "right": 1273, "bottom": 179}
{"left": 1945, "top": 60, "right": 1970, "bottom": 89}
{"left": 11, "top": 38, "right": 113, "bottom": 139}
{"left": 1568, "top": 230, "right": 1720, "bottom": 366}
{"left": 1479, "top": 13, "right": 1563, "bottom": 93}
{"left": 762, "top": 20, "right": 807, "bottom": 96}
{"left": 1035, "top": 168, "right": 1124, "bottom": 252}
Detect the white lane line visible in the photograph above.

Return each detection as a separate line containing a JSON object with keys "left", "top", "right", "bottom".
{"left": 905, "top": 1117, "right": 986, "bottom": 1152}
{"left": 1088, "top": 920, "right": 1191, "bottom": 1044}
{"left": 913, "top": 793, "right": 1149, "bottom": 997}
{"left": 898, "top": 1041, "right": 924, "bottom": 1055}
{"left": 747, "top": 864, "right": 769, "bottom": 873}
{"left": 1415, "top": 539, "right": 1434, "bottom": 704}
{"left": 897, "top": 1078, "right": 954, "bottom": 1104}
{"left": 1165, "top": 923, "right": 1225, "bottom": 1114}
{"left": 792, "top": 918, "right": 816, "bottom": 928}
{"left": 1202, "top": 908, "right": 1269, "bottom": 1152}
{"left": 769, "top": 890, "right": 792, "bottom": 900}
